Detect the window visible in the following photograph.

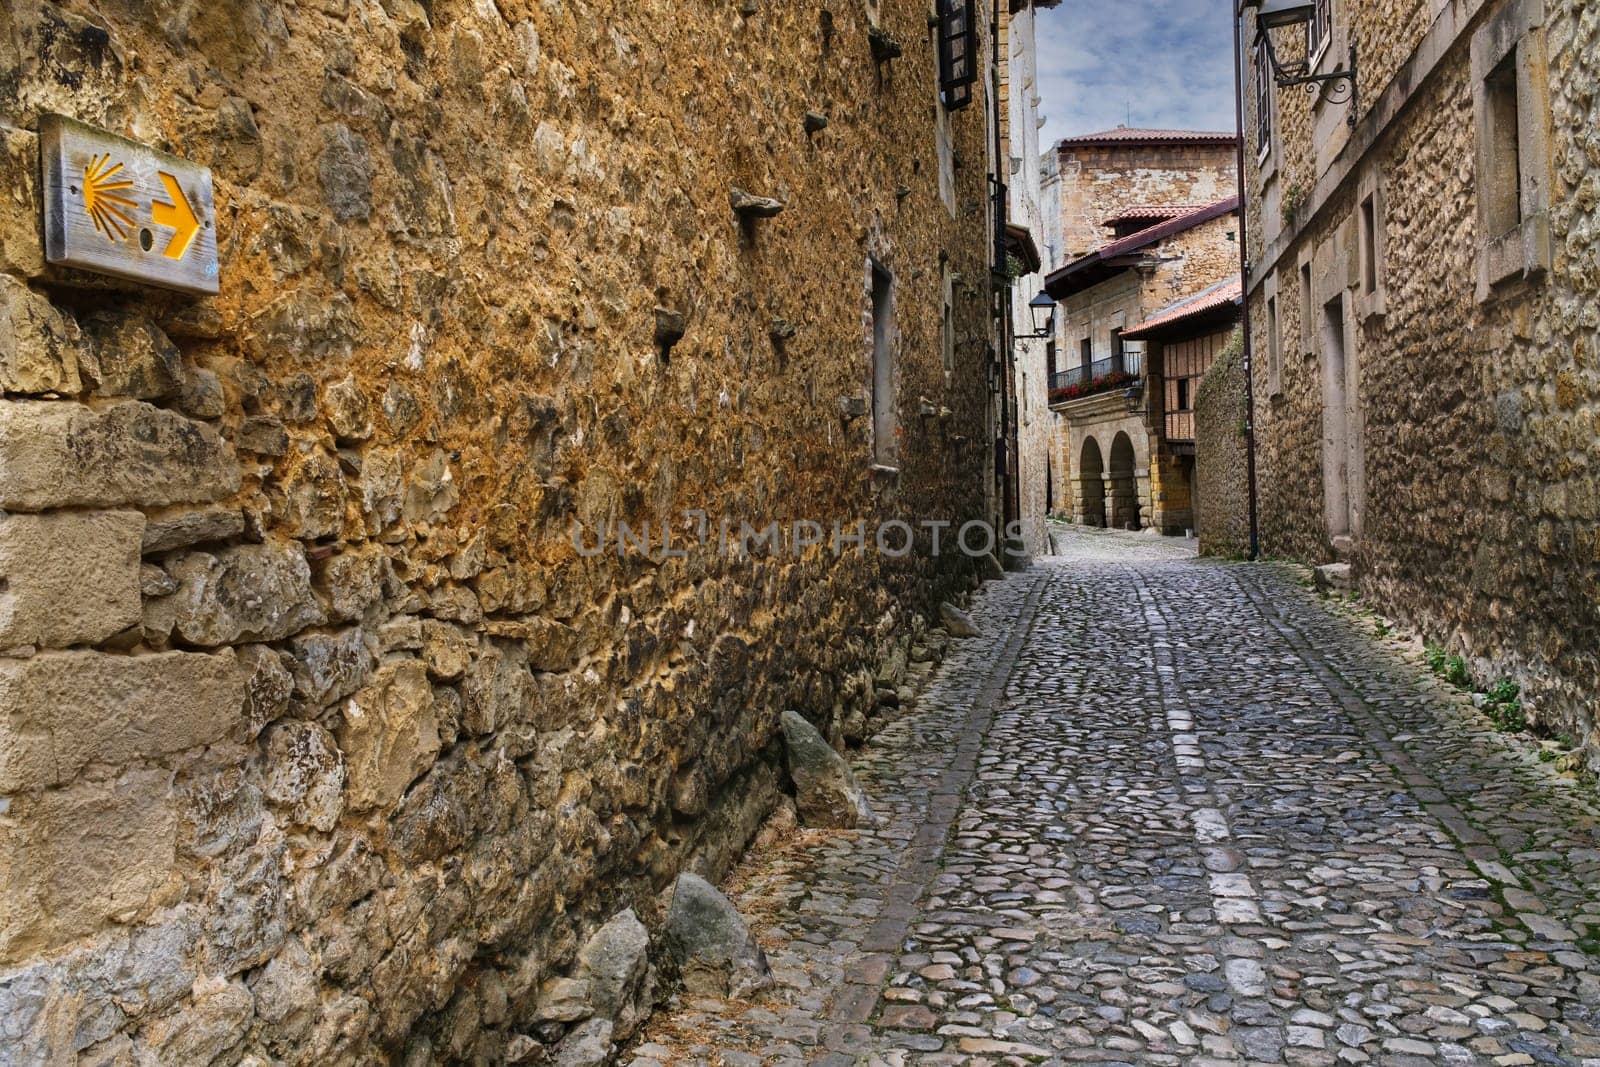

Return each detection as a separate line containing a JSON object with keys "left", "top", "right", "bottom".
{"left": 1267, "top": 293, "right": 1283, "bottom": 398}
{"left": 1359, "top": 196, "right": 1378, "bottom": 293}
{"left": 1254, "top": 41, "right": 1272, "bottom": 160}
{"left": 1307, "top": 0, "right": 1333, "bottom": 66}
{"left": 1176, "top": 377, "right": 1190, "bottom": 412}
{"left": 940, "top": 262, "right": 955, "bottom": 372}
{"left": 1471, "top": 0, "right": 1551, "bottom": 297}
{"left": 1299, "top": 260, "right": 1315, "bottom": 357}
{"left": 1482, "top": 54, "right": 1522, "bottom": 239}
{"left": 936, "top": 0, "right": 977, "bottom": 110}
{"left": 1079, "top": 337, "right": 1092, "bottom": 371}
{"left": 934, "top": 103, "right": 955, "bottom": 213}
{"left": 871, "top": 262, "right": 897, "bottom": 468}
{"left": 1111, "top": 328, "right": 1125, "bottom": 374}
{"left": 1045, "top": 339, "right": 1057, "bottom": 380}
{"left": 1357, "top": 182, "right": 1388, "bottom": 319}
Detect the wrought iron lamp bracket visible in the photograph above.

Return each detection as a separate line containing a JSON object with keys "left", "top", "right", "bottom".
{"left": 1262, "top": 34, "right": 1359, "bottom": 127}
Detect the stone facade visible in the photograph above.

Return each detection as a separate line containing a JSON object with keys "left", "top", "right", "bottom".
{"left": 1043, "top": 194, "right": 1241, "bottom": 535}
{"left": 1004, "top": 2, "right": 1055, "bottom": 557}
{"left": 1241, "top": 0, "right": 1600, "bottom": 763}
{"left": 1048, "top": 130, "right": 1238, "bottom": 263}
{"left": 0, "top": 2, "right": 1010, "bottom": 1062}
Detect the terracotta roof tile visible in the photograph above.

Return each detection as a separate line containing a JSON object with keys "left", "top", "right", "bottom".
{"left": 1056, "top": 127, "right": 1239, "bottom": 149}
{"left": 1101, "top": 204, "right": 1204, "bottom": 227}
{"left": 1123, "top": 277, "right": 1244, "bottom": 339}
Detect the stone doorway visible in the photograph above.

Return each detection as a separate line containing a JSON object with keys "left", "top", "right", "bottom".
{"left": 1077, "top": 437, "right": 1106, "bottom": 527}
{"left": 1108, "top": 431, "right": 1141, "bottom": 530}
{"left": 1320, "top": 294, "right": 1363, "bottom": 548}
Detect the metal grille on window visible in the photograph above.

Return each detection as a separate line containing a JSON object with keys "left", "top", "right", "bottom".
{"left": 938, "top": 0, "right": 977, "bottom": 110}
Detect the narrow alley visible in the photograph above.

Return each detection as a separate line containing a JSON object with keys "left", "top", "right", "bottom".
{"left": 631, "top": 528, "right": 1600, "bottom": 1066}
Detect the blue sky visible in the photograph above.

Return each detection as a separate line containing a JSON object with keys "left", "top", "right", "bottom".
{"left": 1036, "top": 1, "right": 1239, "bottom": 145}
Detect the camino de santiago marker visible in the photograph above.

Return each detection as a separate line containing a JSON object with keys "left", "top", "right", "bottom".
{"left": 39, "top": 113, "right": 219, "bottom": 295}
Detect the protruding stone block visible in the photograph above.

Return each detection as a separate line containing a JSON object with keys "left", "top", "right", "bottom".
{"left": 729, "top": 187, "right": 785, "bottom": 219}
{"left": 141, "top": 506, "right": 246, "bottom": 554}
{"left": 0, "top": 510, "right": 143, "bottom": 648}
{"left": 0, "top": 400, "right": 240, "bottom": 511}
{"left": 0, "top": 767, "right": 177, "bottom": 964}
{"left": 0, "top": 649, "right": 242, "bottom": 792}
{"left": 0, "top": 275, "right": 83, "bottom": 395}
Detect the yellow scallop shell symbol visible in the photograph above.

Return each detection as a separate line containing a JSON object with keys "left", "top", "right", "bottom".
{"left": 83, "top": 153, "right": 137, "bottom": 241}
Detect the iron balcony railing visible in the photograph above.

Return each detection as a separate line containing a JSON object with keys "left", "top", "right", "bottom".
{"left": 1048, "top": 349, "right": 1143, "bottom": 397}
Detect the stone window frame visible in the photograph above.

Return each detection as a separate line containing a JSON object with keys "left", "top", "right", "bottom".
{"left": 1297, "top": 251, "right": 1316, "bottom": 359}
{"left": 1253, "top": 40, "right": 1276, "bottom": 174}
{"left": 1471, "top": 0, "right": 1552, "bottom": 302}
{"left": 1355, "top": 169, "right": 1387, "bottom": 321}
{"left": 1263, "top": 271, "right": 1284, "bottom": 400}
{"left": 940, "top": 259, "right": 956, "bottom": 376}
{"left": 867, "top": 257, "right": 899, "bottom": 474}
{"left": 1307, "top": 0, "right": 1334, "bottom": 73}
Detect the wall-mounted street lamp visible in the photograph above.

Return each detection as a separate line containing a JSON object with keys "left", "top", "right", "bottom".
{"left": 1018, "top": 291, "right": 1056, "bottom": 339}
{"left": 1250, "top": 0, "right": 1359, "bottom": 127}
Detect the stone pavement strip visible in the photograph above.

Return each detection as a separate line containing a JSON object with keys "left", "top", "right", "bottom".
{"left": 628, "top": 527, "right": 1600, "bottom": 1067}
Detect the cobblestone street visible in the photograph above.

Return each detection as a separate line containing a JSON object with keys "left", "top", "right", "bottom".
{"left": 631, "top": 526, "right": 1600, "bottom": 1066}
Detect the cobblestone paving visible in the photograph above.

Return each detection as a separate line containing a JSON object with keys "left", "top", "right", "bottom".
{"left": 629, "top": 527, "right": 1600, "bottom": 1066}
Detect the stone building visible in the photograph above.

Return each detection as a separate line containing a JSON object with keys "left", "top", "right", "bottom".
{"left": 1126, "top": 282, "right": 1245, "bottom": 547}
{"left": 1000, "top": 0, "right": 1060, "bottom": 558}
{"left": 1042, "top": 192, "right": 1242, "bottom": 533}
{"left": 1045, "top": 127, "right": 1239, "bottom": 265}
{"left": 0, "top": 2, "right": 1021, "bottom": 1061}
{"left": 1239, "top": 0, "right": 1600, "bottom": 762}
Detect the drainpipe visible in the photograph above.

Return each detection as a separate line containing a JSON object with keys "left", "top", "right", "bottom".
{"left": 991, "top": 0, "right": 1019, "bottom": 532}
{"left": 1231, "top": 1, "right": 1261, "bottom": 561}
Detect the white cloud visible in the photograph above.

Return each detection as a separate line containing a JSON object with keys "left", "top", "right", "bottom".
{"left": 1036, "top": 1, "right": 1239, "bottom": 147}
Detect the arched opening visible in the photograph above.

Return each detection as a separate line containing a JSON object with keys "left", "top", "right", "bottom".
{"left": 1077, "top": 437, "right": 1106, "bottom": 527}
{"left": 1108, "top": 431, "right": 1141, "bottom": 531}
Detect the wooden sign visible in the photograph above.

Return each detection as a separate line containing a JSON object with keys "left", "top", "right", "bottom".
{"left": 39, "top": 114, "right": 219, "bottom": 295}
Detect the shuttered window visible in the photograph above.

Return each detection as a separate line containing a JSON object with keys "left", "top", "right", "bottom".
{"left": 937, "top": 0, "right": 977, "bottom": 110}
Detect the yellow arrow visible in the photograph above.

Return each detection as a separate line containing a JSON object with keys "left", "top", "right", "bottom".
{"left": 151, "top": 171, "right": 200, "bottom": 261}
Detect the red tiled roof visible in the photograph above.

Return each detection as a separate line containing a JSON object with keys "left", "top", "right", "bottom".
{"left": 1101, "top": 204, "right": 1203, "bottom": 227}
{"left": 1056, "top": 127, "right": 1239, "bottom": 149}
{"left": 1044, "top": 196, "right": 1241, "bottom": 300}
{"left": 1093, "top": 196, "right": 1239, "bottom": 261}
{"left": 1123, "top": 277, "right": 1244, "bottom": 339}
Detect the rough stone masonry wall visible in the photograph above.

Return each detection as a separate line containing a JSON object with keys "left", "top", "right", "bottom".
{"left": 1055, "top": 143, "right": 1237, "bottom": 261}
{"left": 0, "top": 1, "right": 996, "bottom": 1062}
{"left": 1193, "top": 328, "right": 1249, "bottom": 558}
{"left": 1244, "top": 0, "right": 1600, "bottom": 765}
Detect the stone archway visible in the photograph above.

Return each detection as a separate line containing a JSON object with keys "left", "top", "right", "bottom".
{"left": 1076, "top": 437, "right": 1106, "bottom": 527}
{"left": 1108, "top": 431, "right": 1141, "bottom": 531}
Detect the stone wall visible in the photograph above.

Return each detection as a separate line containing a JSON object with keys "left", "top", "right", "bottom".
{"left": 1193, "top": 329, "right": 1250, "bottom": 557}
{"left": 1242, "top": 0, "right": 1600, "bottom": 765}
{"left": 1054, "top": 141, "right": 1237, "bottom": 261}
{"left": 0, "top": 1, "right": 998, "bottom": 1061}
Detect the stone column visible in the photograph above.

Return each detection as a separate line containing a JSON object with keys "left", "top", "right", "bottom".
{"left": 1148, "top": 454, "right": 1194, "bottom": 535}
